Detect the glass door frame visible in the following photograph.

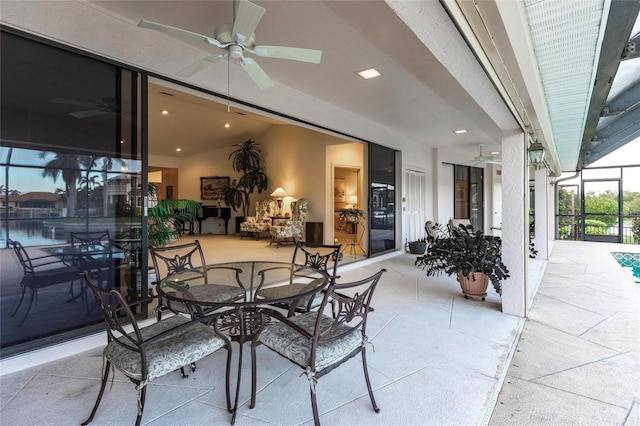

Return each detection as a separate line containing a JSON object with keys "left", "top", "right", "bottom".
{"left": 581, "top": 178, "right": 623, "bottom": 243}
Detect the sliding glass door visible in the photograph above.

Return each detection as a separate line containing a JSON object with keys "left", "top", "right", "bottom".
{"left": 369, "top": 144, "right": 397, "bottom": 255}
{"left": 0, "top": 30, "right": 143, "bottom": 352}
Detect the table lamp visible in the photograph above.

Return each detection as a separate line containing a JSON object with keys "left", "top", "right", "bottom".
{"left": 270, "top": 187, "right": 288, "bottom": 216}
{"left": 349, "top": 195, "right": 358, "bottom": 208}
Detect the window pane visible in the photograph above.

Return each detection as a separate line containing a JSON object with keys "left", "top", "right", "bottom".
{"left": 0, "top": 31, "right": 143, "bottom": 352}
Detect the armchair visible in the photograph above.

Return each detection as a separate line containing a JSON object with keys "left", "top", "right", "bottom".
{"left": 240, "top": 199, "right": 276, "bottom": 240}
{"left": 269, "top": 198, "right": 308, "bottom": 248}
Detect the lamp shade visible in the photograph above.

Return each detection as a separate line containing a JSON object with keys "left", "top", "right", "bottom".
{"left": 270, "top": 187, "right": 288, "bottom": 198}
{"left": 349, "top": 195, "right": 358, "bottom": 204}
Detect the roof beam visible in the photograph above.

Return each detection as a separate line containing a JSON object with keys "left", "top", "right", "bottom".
{"left": 578, "top": 0, "right": 640, "bottom": 169}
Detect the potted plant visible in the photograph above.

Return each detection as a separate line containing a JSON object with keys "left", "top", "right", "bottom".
{"left": 339, "top": 207, "right": 365, "bottom": 223}
{"left": 407, "top": 237, "right": 427, "bottom": 255}
{"left": 339, "top": 207, "right": 365, "bottom": 235}
{"left": 414, "top": 223, "right": 510, "bottom": 299}
{"left": 224, "top": 139, "right": 268, "bottom": 219}
{"left": 147, "top": 184, "right": 202, "bottom": 248}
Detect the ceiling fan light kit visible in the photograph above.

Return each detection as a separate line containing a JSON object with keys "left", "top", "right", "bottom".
{"left": 137, "top": 0, "right": 322, "bottom": 90}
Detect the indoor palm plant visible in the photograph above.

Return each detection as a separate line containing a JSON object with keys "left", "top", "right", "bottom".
{"left": 224, "top": 139, "right": 268, "bottom": 218}
{"left": 147, "top": 184, "right": 202, "bottom": 248}
{"left": 415, "top": 223, "right": 510, "bottom": 298}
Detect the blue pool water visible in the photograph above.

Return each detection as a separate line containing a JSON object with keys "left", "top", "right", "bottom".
{"left": 611, "top": 252, "right": 640, "bottom": 284}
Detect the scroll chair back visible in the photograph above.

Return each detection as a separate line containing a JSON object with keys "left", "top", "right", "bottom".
{"left": 252, "top": 268, "right": 387, "bottom": 425}
{"left": 7, "top": 239, "right": 81, "bottom": 326}
{"left": 256, "top": 241, "right": 341, "bottom": 316}
{"left": 80, "top": 272, "right": 232, "bottom": 426}
{"left": 70, "top": 230, "right": 116, "bottom": 282}
{"left": 150, "top": 240, "right": 246, "bottom": 321}
{"left": 150, "top": 240, "right": 208, "bottom": 318}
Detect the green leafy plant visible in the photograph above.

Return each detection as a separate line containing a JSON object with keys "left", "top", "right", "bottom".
{"left": 415, "top": 223, "right": 510, "bottom": 295}
{"left": 147, "top": 184, "right": 202, "bottom": 248}
{"left": 631, "top": 217, "right": 640, "bottom": 244}
{"left": 224, "top": 139, "right": 268, "bottom": 217}
{"left": 339, "top": 207, "right": 365, "bottom": 222}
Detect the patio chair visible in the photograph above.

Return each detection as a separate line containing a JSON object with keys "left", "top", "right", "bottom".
{"left": 150, "top": 240, "right": 246, "bottom": 321}
{"left": 7, "top": 239, "right": 82, "bottom": 327}
{"left": 80, "top": 272, "right": 232, "bottom": 426}
{"left": 70, "top": 230, "right": 117, "bottom": 285}
{"left": 250, "top": 268, "right": 387, "bottom": 425}
{"left": 257, "top": 241, "right": 341, "bottom": 316}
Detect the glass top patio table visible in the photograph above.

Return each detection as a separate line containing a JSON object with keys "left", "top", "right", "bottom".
{"left": 156, "top": 261, "right": 329, "bottom": 312}
{"left": 156, "top": 261, "right": 329, "bottom": 425}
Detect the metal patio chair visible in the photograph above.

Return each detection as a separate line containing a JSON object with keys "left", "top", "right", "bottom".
{"left": 80, "top": 272, "right": 232, "bottom": 426}
{"left": 251, "top": 268, "right": 387, "bottom": 425}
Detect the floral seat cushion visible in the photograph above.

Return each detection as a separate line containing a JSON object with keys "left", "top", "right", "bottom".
{"left": 163, "top": 283, "right": 246, "bottom": 313}
{"left": 258, "top": 311, "right": 362, "bottom": 371}
{"left": 104, "top": 315, "right": 226, "bottom": 384}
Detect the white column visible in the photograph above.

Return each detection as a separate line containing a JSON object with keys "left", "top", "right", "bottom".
{"left": 534, "top": 166, "right": 549, "bottom": 259}
{"left": 501, "top": 131, "right": 528, "bottom": 317}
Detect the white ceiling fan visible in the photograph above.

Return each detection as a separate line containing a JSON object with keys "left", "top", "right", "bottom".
{"left": 137, "top": 0, "right": 322, "bottom": 90}
{"left": 468, "top": 144, "right": 502, "bottom": 165}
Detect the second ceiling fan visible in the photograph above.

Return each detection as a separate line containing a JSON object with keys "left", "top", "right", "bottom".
{"left": 138, "top": 0, "right": 322, "bottom": 89}
{"left": 468, "top": 144, "right": 502, "bottom": 165}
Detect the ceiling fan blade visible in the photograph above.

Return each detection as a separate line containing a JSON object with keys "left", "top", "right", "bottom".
{"left": 52, "top": 97, "right": 101, "bottom": 109}
{"left": 232, "top": 0, "right": 265, "bottom": 43}
{"left": 240, "top": 57, "right": 274, "bottom": 89}
{"left": 70, "top": 110, "right": 109, "bottom": 119}
{"left": 138, "top": 20, "right": 228, "bottom": 49}
{"left": 252, "top": 46, "right": 322, "bottom": 63}
{"left": 176, "top": 54, "right": 226, "bottom": 77}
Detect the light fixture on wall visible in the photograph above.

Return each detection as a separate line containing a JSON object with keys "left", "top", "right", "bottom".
{"left": 349, "top": 195, "right": 358, "bottom": 208}
{"left": 271, "top": 187, "right": 288, "bottom": 216}
{"left": 527, "top": 142, "right": 545, "bottom": 169}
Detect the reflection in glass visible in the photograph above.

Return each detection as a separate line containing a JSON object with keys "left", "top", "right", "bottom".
{"left": 369, "top": 144, "right": 396, "bottom": 255}
{"left": 0, "top": 31, "right": 143, "bottom": 352}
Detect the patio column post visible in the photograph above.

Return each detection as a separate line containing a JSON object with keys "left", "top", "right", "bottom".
{"left": 534, "top": 166, "right": 549, "bottom": 259}
{"left": 501, "top": 131, "right": 528, "bottom": 317}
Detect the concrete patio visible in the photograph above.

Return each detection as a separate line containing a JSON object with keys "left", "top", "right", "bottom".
{"left": 0, "top": 238, "right": 638, "bottom": 425}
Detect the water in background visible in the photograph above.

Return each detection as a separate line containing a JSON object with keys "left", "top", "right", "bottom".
{"left": 1, "top": 228, "right": 66, "bottom": 247}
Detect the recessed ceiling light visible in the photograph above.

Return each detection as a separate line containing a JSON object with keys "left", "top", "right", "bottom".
{"left": 491, "top": 151, "right": 500, "bottom": 155}
{"left": 357, "top": 68, "right": 381, "bottom": 80}
{"left": 175, "top": 148, "right": 181, "bottom": 152}
{"left": 453, "top": 129, "right": 467, "bottom": 134}
{"left": 224, "top": 123, "right": 230, "bottom": 128}
{"left": 161, "top": 110, "right": 169, "bottom": 115}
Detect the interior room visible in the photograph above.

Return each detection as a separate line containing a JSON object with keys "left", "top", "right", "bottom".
{"left": 147, "top": 79, "right": 367, "bottom": 249}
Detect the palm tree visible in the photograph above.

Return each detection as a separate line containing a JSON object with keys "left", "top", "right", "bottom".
{"left": 40, "top": 152, "right": 90, "bottom": 217}
{"left": 224, "top": 139, "right": 268, "bottom": 217}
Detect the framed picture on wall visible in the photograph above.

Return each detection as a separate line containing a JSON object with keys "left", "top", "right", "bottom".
{"left": 200, "top": 176, "right": 229, "bottom": 200}
{"left": 334, "top": 179, "right": 346, "bottom": 202}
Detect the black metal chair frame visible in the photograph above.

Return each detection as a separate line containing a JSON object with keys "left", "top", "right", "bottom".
{"left": 250, "top": 268, "right": 386, "bottom": 425}
{"left": 7, "top": 239, "right": 82, "bottom": 327}
{"left": 80, "top": 272, "right": 233, "bottom": 426}
{"left": 150, "top": 240, "right": 209, "bottom": 319}
{"left": 269, "top": 241, "right": 342, "bottom": 315}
